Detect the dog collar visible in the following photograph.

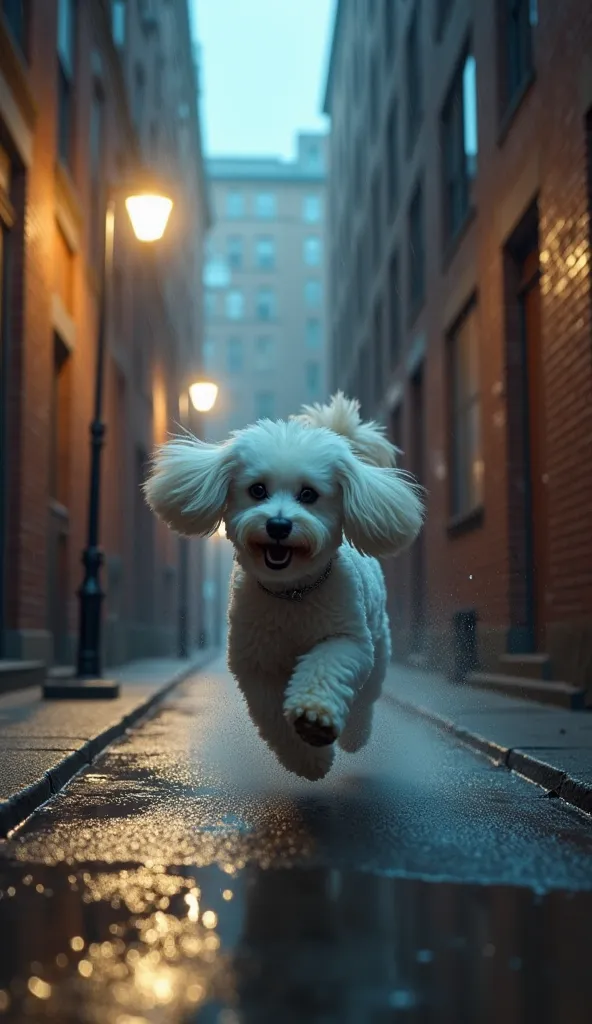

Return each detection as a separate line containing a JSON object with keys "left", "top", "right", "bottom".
{"left": 257, "top": 560, "right": 333, "bottom": 602}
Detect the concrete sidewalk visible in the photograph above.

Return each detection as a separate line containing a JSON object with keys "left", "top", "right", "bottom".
{"left": 0, "top": 652, "right": 216, "bottom": 838}
{"left": 385, "top": 665, "right": 592, "bottom": 816}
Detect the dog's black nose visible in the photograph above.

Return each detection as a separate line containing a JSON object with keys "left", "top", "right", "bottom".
{"left": 266, "top": 517, "right": 293, "bottom": 540}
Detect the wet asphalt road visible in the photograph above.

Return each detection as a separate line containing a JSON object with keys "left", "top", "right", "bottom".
{"left": 1, "top": 658, "right": 591, "bottom": 1022}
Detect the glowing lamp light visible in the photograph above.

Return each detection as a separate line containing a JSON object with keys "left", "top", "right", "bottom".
{"left": 125, "top": 193, "right": 173, "bottom": 242}
{"left": 189, "top": 381, "right": 218, "bottom": 413}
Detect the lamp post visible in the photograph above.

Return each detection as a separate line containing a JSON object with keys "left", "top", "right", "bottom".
{"left": 177, "top": 379, "right": 218, "bottom": 659}
{"left": 44, "top": 181, "right": 173, "bottom": 699}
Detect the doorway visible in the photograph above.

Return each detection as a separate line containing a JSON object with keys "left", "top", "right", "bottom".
{"left": 505, "top": 205, "right": 547, "bottom": 651}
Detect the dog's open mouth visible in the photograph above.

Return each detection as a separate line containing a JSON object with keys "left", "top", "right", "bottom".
{"left": 262, "top": 544, "right": 293, "bottom": 571}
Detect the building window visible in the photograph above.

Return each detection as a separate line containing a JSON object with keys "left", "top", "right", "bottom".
{"left": 111, "top": 0, "right": 126, "bottom": 47}
{"left": 254, "top": 336, "right": 275, "bottom": 371}
{"left": 305, "top": 361, "right": 321, "bottom": 400}
{"left": 500, "top": 0, "right": 537, "bottom": 113}
{"left": 226, "top": 191, "right": 244, "bottom": 218}
{"left": 303, "top": 236, "right": 322, "bottom": 266}
{"left": 449, "top": 300, "right": 483, "bottom": 518}
{"left": 303, "top": 194, "right": 322, "bottom": 223}
{"left": 226, "top": 337, "right": 243, "bottom": 374}
{"left": 408, "top": 181, "right": 425, "bottom": 315}
{"left": 255, "top": 236, "right": 275, "bottom": 270}
{"left": 57, "top": 0, "right": 76, "bottom": 167}
{"left": 225, "top": 289, "right": 244, "bottom": 320}
{"left": 435, "top": 0, "right": 454, "bottom": 41}
{"left": 2, "top": 0, "right": 28, "bottom": 54}
{"left": 255, "top": 192, "right": 276, "bottom": 218}
{"left": 371, "top": 171, "right": 382, "bottom": 269}
{"left": 255, "top": 391, "right": 275, "bottom": 420}
{"left": 406, "top": 0, "right": 423, "bottom": 153}
{"left": 305, "top": 279, "right": 322, "bottom": 309}
{"left": 386, "top": 102, "right": 399, "bottom": 218}
{"left": 227, "top": 235, "right": 243, "bottom": 270}
{"left": 89, "top": 80, "right": 104, "bottom": 262}
{"left": 384, "top": 0, "right": 396, "bottom": 59}
{"left": 388, "top": 252, "right": 401, "bottom": 368}
{"left": 442, "top": 52, "right": 478, "bottom": 244}
{"left": 306, "top": 318, "right": 321, "bottom": 350}
{"left": 256, "top": 286, "right": 276, "bottom": 320}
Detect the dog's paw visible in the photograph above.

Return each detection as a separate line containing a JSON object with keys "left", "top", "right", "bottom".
{"left": 294, "top": 712, "right": 339, "bottom": 748}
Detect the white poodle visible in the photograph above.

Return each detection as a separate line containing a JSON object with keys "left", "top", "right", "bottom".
{"left": 144, "top": 394, "right": 423, "bottom": 780}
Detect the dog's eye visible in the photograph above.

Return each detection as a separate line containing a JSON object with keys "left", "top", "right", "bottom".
{"left": 248, "top": 483, "right": 267, "bottom": 500}
{"left": 298, "top": 487, "right": 318, "bottom": 505}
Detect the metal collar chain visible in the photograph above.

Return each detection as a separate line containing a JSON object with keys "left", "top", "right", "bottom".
{"left": 258, "top": 560, "right": 333, "bottom": 602}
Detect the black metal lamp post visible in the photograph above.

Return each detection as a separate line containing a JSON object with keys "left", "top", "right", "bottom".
{"left": 44, "top": 182, "right": 173, "bottom": 699}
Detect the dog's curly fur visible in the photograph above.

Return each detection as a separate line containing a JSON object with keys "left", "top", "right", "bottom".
{"left": 144, "top": 393, "right": 424, "bottom": 780}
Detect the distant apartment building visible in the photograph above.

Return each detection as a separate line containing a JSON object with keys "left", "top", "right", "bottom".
{"left": 203, "top": 133, "right": 328, "bottom": 439}
{"left": 0, "top": 0, "right": 209, "bottom": 684}
{"left": 324, "top": 0, "right": 592, "bottom": 701}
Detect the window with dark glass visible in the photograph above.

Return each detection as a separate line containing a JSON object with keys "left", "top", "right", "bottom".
{"left": 408, "top": 180, "right": 425, "bottom": 314}
{"left": 57, "top": 0, "right": 76, "bottom": 168}
{"left": 500, "top": 0, "right": 537, "bottom": 114}
{"left": 448, "top": 300, "right": 483, "bottom": 518}
{"left": 256, "top": 236, "right": 275, "bottom": 270}
{"left": 227, "top": 235, "right": 243, "bottom": 270}
{"left": 2, "top": 0, "right": 28, "bottom": 55}
{"left": 256, "top": 286, "right": 276, "bottom": 320}
{"left": 441, "top": 51, "right": 478, "bottom": 243}
{"left": 405, "top": 0, "right": 423, "bottom": 153}
{"left": 434, "top": 0, "right": 454, "bottom": 41}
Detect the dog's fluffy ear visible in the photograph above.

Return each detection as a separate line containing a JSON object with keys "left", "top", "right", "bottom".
{"left": 338, "top": 449, "right": 424, "bottom": 558}
{"left": 144, "top": 436, "right": 234, "bottom": 536}
{"left": 293, "top": 391, "right": 398, "bottom": 468}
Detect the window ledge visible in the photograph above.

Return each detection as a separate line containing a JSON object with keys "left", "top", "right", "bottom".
{"left": 447, "top": 504, "right": 484, "bottom": 538}
{"left": 498, "top": 71, "right": 536, "bottom": 146}
{"left": 442, "top": 205, "right": 476, "bottom": 273}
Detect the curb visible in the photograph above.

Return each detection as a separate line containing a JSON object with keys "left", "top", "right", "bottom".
{"left": 385, "top": 693, "right": 592, "bottom": 818}
{"left": 0, "top": 652, "right": 219, "bottom": 839}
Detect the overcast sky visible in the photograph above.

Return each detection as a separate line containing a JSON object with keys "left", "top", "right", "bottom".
{"left": 190, "top": 0, "right": 336, "bottom": 159}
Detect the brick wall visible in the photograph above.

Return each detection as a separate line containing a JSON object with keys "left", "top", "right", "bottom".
{"left": 325, "top": 0, "right": 592, "bottom": 689}
{"left": 1, "top": 0, "right": 209, "bottom": 667}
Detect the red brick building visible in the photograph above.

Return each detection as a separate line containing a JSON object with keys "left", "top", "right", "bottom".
{"left": 324, "top": 0, "right": 592, "bottom": 698}
{"left": 0, "top": 0, "right": 210, "bottom": 677}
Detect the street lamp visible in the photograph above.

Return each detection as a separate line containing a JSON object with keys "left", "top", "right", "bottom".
{"left": 189, "top": 380, "right": 218, "bottom": 413}
{"left": 44, "top": 179, "right": 174, "bottom": 700}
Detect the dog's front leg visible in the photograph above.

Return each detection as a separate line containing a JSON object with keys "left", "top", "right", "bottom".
{"left": 283, "top": 635, "right": 373, "bottom": 747}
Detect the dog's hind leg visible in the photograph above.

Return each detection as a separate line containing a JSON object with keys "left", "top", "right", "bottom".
{"left": 339, "top": 615, "right": 390, "bottom": 754}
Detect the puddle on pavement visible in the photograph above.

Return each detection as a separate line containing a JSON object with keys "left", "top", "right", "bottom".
{"left": 0, "top": 862, "right": 589, "bottom": 1023}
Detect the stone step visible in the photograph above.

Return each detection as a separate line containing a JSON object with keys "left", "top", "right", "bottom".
{"left": 0, "top": 660, "right": 46, "bottom": 696}
{"left": 498, "top": 653, "right": 552, "bottom": 680}
{"left": 465, "top": 671, "right": 587, "bottom": 710}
